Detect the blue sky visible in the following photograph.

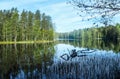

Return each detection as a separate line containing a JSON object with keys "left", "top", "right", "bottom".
{"left": 0, "top": 0, "right": 120, "bottom": 32}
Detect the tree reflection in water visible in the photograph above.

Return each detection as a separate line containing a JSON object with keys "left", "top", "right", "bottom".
{"left": 58, "top": 39, "right": 120, "bottom": 53}
{"left": 0, "top": 43, "right": 55, "bottom": 79}
{"left": 0, "top": 40, "right": 120, "bottom": 79}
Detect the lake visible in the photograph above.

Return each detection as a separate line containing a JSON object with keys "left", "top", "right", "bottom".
{"left": 0, "top": 40, "right": 120, "bottom": 79}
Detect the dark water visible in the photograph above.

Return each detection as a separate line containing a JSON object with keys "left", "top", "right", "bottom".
{"left": 0, "top": 40, "right": 120, "bottom": 79}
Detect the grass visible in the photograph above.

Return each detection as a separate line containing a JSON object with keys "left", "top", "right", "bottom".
{"left": 0, "top": 40, "right": 54, "bottom": 44}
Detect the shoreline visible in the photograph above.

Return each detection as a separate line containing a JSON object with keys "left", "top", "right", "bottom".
{"left": 0, "top": 40, "right": 54, "bottom": 44}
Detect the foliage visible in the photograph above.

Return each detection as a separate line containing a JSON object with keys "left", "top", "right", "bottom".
{"left": 0, "top": 8, "right": 54, "bottom": 41}
{"left": 57, "top": 24, "right": 120, "bottom": 42}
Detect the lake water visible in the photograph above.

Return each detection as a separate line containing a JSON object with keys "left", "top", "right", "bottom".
{"left": 0, "top": 40, "right": 120, "bottom": 79}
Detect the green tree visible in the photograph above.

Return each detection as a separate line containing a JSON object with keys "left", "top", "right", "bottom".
{"left": 20, "top": 10, "right": 28, "bottom": 41}
{"left": 10, "top": 8, "right": 19, "bottom": 42}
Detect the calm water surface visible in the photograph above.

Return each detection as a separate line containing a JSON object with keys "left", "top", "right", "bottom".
{"left": 0, "top": 40, "right": 120, "bottom": 79}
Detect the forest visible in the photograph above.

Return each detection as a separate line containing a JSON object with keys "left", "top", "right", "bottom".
{"left": 0, "top": 8, "right": 54, "bottom": 42}
{"left": 57, "top": 24, "right": 120, "bottom": 42}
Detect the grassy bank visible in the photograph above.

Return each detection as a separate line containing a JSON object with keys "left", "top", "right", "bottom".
{"left": 0, "top": 40, "right": 54, "bottom": 44}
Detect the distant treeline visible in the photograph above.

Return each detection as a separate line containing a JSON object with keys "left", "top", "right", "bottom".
{"left": 57, "top": 24, "right": 120, "bottom": 41}
{"left": 0, "top": 8, "right": 54, "bottom": 41}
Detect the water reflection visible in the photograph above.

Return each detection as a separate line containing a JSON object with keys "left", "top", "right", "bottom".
{"left": 54, "top": 44, "right": 120, "bottom": 79}
{"left": 0, "top": 43, "right": 55, "bottom": 79}
{"left": 0, "top": 40, "right": 120, "bottom": 79}
{"left": 54, "top": 44, "right": 120, "bottom": 62}
{"left": 58, "top": 39, "right": 120, "bottom": 53}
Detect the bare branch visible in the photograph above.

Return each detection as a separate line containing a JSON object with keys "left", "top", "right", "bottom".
{"left": 68, "top": 0, "right": 120, "bottom": 26}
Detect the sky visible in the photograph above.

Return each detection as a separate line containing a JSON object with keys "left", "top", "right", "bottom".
{"left": 0, "top": 0, "right": 120, "bottom": 33}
